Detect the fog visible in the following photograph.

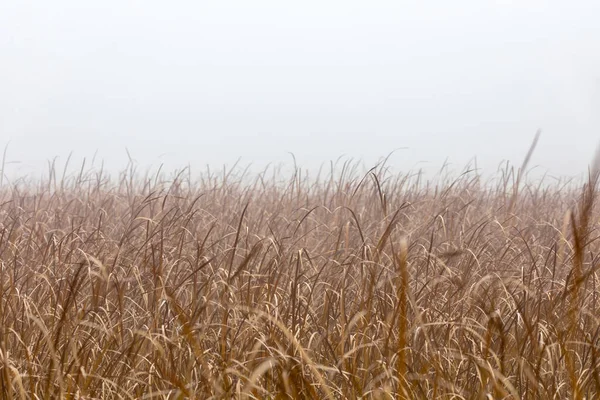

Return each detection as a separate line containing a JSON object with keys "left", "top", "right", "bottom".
{"left": 1, "top": 1, "right": 599, "bottom": 181}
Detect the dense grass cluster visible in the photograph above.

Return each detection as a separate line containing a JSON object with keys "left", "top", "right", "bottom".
{"left": 0, "top": 158, "right": 599, "bottom": 399}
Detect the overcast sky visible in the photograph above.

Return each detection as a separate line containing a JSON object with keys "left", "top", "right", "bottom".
{"left": 1, "top": 1, "right": 599, "bottom": 181}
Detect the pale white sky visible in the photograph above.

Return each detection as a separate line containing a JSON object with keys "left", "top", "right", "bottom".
{"left": 1, "top": 1, "right": 599, "bottom": 180}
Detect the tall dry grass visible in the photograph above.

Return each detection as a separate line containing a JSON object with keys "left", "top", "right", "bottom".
{"left": 0, "top": 157, "right": 598, "bottom": 399}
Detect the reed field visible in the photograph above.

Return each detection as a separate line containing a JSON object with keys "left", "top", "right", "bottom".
{"left": 1, "top": 152, "right": 600, "bottom": 399}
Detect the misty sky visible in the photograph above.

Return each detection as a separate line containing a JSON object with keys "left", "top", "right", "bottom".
{"left": 1, "top": 1, "right": 599, "bottom": 181}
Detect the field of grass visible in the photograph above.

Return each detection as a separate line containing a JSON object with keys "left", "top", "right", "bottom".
{"left": 0, "top": 157, "right": 599, "bottom": 399}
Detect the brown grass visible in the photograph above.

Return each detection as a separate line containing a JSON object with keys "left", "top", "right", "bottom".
{"left": 0, "top": 156, "right": 598, "bottom": 399}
